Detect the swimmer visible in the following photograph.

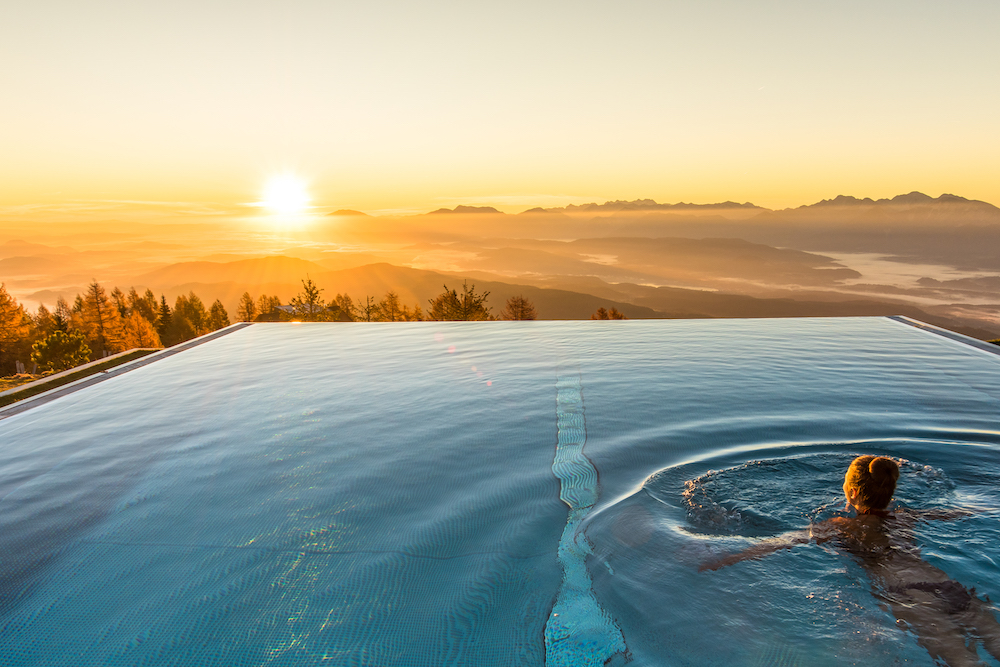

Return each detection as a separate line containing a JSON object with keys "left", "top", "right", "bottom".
{"left": 701, "top": 455, "right": 1000, "bottom": 667}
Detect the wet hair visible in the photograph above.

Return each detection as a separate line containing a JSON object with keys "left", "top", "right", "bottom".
{"left": 844, "top": 455, "right": 899, "bottom": 511}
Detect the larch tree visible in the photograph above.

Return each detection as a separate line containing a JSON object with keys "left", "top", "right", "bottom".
{"left": 110, "top": 287, "right": 129, "bottom": 318}
{"left": 501, "top": 295, "right": 537, "bottom": 320}
{"left": 83, "top": 280, "right": 124, "bottom": 355}
{"left": 121, "top": 311, "right": 162, "bottom": 349}
{"left": 590, "top": 307, "right": 627, "bottom": 320}
{"left": 256, "top": 295, "right": 282, "bottom": 320}
{"left": 377, "top": 292, "right": 403, "bottom": 322}
{"left": 207, "top": 300, "right": 230, "bottom": 330}
{"left": 127, "top": 287, "right": 159, "bottom": 325}
{"left": 0, "top": 284, "right": 31, "bottom": 374}
{"left": 236, "top": 292, "right": 257, "bottom": 322}
{"left": 329, "top": 294, "right": 357, "bottom": 321}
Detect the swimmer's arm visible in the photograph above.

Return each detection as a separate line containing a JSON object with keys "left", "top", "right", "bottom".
{"left": 698, "top": 529, "right": 812, "bottom": 572}
{"left": 698, "top": 518, "right": 847, "bottom": 572}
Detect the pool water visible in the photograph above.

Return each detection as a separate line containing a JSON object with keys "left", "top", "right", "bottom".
{"left": 0, "top": 317, "right": 997, "bottom": 666}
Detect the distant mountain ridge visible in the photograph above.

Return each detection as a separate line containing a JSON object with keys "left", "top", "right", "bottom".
{"left": 801, "top": 191, "right": 995, "bottom": 210}
{"left": 322, "top": 192, "right": 997, "bottom": 219}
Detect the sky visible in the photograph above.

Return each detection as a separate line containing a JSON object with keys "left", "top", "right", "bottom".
{"left": 2, "top": 0, "right": 998, "bottom": 213}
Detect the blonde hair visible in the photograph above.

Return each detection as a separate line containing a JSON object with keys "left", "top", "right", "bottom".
{"left": 845, "top": 456, "right": 899, "bottom": 511}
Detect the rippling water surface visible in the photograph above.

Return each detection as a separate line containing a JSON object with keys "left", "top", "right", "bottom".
{"left": 0, "top": 318, "right": 997, "bottom": 666}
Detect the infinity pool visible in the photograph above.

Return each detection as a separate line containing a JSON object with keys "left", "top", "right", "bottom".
{"left": 0, "top": 318, "right": 998, "bottom": 666}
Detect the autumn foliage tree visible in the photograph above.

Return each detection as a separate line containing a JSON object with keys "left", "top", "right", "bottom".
{"left": 0, "top": 283, "right": 32, "bottom": 374}
{"left": 121, "top": 311, "right": 162, "bottom": 349}
{"left": 82, "top": 280, "right": 124, "bottom": 356}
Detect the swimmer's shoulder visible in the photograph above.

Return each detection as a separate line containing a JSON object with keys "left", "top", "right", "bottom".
{"left": 809, "top": 516, "right": 851, "bottom": 542}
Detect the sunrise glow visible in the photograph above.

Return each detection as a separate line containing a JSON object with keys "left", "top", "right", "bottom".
{"left": 260, "top": 175, "right": 311, "bottom": 216}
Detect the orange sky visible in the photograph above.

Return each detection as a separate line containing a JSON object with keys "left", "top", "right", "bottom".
{"left": 2, "top": 0, "right": 998, "bottom": 213}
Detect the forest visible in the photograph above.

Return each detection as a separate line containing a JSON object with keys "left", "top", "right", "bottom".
{"left": 0, "top": 279, "right": 548, "bottom": 379}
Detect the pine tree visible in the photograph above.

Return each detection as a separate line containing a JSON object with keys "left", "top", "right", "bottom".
{"left": 428, "top": 282, "right": 493, "bottom": 321}
{"left": 156, "top": 295, "right": 172, "bottom": 340}
{"left": 290, "top": 278, "right": 325, "bottom": 321}
{"left": 31, "top": 330, "right": 91, "bottom": 372}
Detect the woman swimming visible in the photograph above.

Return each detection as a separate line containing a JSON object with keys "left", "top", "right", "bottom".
{"left": 701, "top": 455, "right": 1000, "bottom": 667}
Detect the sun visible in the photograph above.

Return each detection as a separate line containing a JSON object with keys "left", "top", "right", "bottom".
{"left": 260, "top": 174, "right": 311, "bottom": 216}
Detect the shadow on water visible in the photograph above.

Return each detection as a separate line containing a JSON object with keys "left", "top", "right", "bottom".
{"left": 0, "top": 444, "right": 165, "bottom": 619}
{"left": 582, "top": 440, "right": 1000, "bottom": 667}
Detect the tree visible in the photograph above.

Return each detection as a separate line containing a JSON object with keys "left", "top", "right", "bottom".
{"left": 591, "top": 307, "right": 627, "bottom": 320}
{"left": 501, "top": 295, "right": 537, "bottom": 320}
{"left": 82, "top": 280, "right": 124, "bottom": 355}
{"left": 121, "top": 311, "right": 162, "bottom": 349}
{"left": 428, "top": 282, "right": 493, "bottom": 321}
{"left": 175, "top": 292, "right": 208, "bottom": 334}
{"left": 236, "top": 292, "right": 257, "bottom": 322}
{"left": 156, "top": 295, "right": 172, "bottom": 340}
{"left": 110, "top": 287, "right": 129, "bottom": 318}
{"left": 33, "top": 304, "right": 57, "bottom": 338}
{"left": 0, "top": 283, "right": 31, "bottom": 374}
{"left": 31, "top": 329, "right": 91, "bottom": 372}
{"left": 290, "top": 278, "right": 325, "bottom": 321}
{"left": 376, "top": 292, "right": 403, "bottom": 322}
{"left": 358, "top": 296, "right": 378, "bottom": 322}
{"left": 128, "top": 287, "right": 159, "bottom": 325}
{"left": 53, "top": 297, "right": 71, "bottom": 333}
{"left": 401, "top": 303, "right": 424, "bottom": 321}
{"left": 207, "top": 300, "right": 230, "bottom": 331}
{"left": 255, "top": 295, "right": 282, "bottom": 321}
{"left": 329, "top": 294, "right": 357, "bottom": 321}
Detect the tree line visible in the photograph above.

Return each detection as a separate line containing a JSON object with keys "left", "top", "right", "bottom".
{"left": 0, "top": 279, "right": 547, "bottom": 377}
{"left": 0, "top": 281, "right": 235, "bottom": 375}
{"left": 249, "top": 278, "right": 539, "bottom": 324}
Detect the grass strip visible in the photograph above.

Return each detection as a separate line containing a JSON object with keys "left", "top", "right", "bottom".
{"left": 0, "top": 350, "right": 156, "bottom": 409}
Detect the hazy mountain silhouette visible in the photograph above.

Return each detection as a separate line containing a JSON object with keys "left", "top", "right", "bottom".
{"left": 327, "top": 209, "right": 370, "bottom": 217}
{"left": 427, "top": 205, "right": 503, "bottom": 215}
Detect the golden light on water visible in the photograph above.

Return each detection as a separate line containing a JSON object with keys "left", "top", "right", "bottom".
{"left": 260, "top": 174, "right": 311, "bottom": 216}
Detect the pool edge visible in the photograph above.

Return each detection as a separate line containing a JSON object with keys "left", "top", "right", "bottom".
{"left": 886, "top": 316, "right": 1000, "bottom": 358}
{"left": 0, "top": 322, "right": 254, "bottom": 421}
